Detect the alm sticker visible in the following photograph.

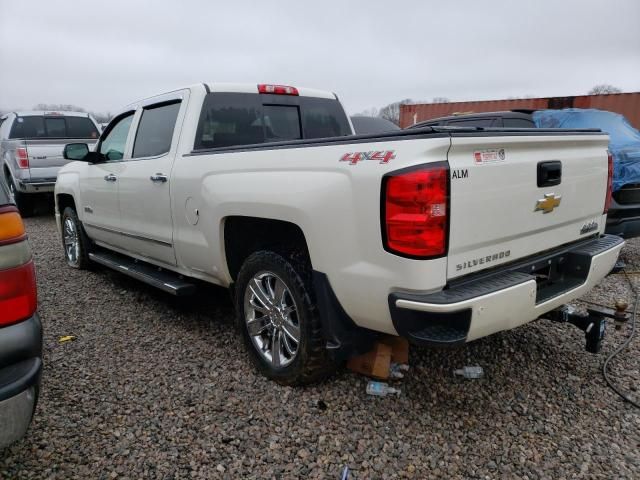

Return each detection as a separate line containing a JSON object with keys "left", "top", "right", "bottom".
{"left": 473, "top": 148, "right": 505, "bottom": 164}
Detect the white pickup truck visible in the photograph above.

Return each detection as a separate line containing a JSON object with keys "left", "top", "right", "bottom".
{"left": 55, "top": 83, "right": 622, "bottom": 385}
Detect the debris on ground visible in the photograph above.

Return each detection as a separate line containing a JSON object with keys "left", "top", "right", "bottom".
{"left": 366, "top": 380, "right": 401, "bottom": 397}
{"left": 454, "top": 365, "right": 484, "bottom": 379}
{"left": 347, "top": 337, "right": 409, "bottom": 380}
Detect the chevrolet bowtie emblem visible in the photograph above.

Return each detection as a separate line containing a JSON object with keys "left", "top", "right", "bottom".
{"left": 535, "top": 193, "right": 562, "bottom": 213}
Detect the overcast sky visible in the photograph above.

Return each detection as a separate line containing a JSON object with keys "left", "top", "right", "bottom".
{"left": 1, "top": 0, "right": 639, "bottom": 115}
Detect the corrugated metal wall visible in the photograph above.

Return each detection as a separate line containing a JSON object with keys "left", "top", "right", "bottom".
{"left": 399, "top": 93, "right": 640, "bottom": 129}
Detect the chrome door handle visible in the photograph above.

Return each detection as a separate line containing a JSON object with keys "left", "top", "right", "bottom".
{"left": 104, "top": 174, "right": 117, "bottom": 182}
{"left": 150, "top": 173, "right": 168, "bottom": 183}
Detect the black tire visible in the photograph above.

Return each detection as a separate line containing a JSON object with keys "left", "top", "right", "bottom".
{"left": 235, "top": 250, "right": 335, "bottom": 385}
{"left": 61, "top": 207, "right": 92, "bottom": 269}
{"left": 7, "top": 175, "right": 35, "bottom": 217}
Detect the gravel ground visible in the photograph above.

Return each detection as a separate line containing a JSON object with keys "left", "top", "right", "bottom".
{"left": 1, "top": 215, "right": 639, "bottom": 479}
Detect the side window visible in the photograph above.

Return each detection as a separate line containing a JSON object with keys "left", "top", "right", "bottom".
{"left": 99, "top": 113, "right": 134, "bottom": 161}
{"left": 132, "top": 101, "right": 181, "bottom": 158}
{"left": 503, "top": 118, "right": 536, "bottom": 128}
{"left": 195, "top": 93, "right": 263, "bottom": 149}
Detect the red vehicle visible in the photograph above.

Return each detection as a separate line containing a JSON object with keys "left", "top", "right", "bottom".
{"left": 0, "top": 177, "right": 41, "bottom": 448}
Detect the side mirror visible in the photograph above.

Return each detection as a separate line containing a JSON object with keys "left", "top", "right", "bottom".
{"left": 63, "top": 143, "right": 89, "bottom": 160}
{"left": 63, "top": 143, "right": 103, "bottom": 163}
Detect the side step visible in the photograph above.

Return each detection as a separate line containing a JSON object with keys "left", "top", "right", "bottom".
{"left": 89, "top": 251, "right": 196, "bottom": 296}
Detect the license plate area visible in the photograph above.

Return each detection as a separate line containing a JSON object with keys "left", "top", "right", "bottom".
{"left": 516, "top": 252, "right": 590, "bottom": 304}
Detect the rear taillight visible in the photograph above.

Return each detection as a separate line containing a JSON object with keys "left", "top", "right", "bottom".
{"left": 0, "top": 262, "right": 37, "bottom": 327}
{"left": 383, "top": 162, "right": 449, "bottom": 258}
{"left": 0, "top": 206, "right": 37, "bottom": 327}
{"left": 604, "top": 151, "right": 613, "bottom": 214}
{"left": 258, "top": 84, "right": 299, "bottom": 96}
{"left": 16, "top": 147, "right": 29, "bottom": 169}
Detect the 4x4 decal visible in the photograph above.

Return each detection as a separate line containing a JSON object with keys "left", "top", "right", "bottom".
{"left": 340, "top": 150, "right": 395, "bottom": 165}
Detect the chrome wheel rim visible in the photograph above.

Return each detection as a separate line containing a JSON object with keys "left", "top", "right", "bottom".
{"left": 63, "top": 217, "right": 80, "bottom": 265}
{"left": 244, "top": 271, "right": 300, "bottom": 368}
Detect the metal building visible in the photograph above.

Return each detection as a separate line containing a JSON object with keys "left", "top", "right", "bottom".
{"left": 399, "top": 92, "right": 640, "bottom": 129}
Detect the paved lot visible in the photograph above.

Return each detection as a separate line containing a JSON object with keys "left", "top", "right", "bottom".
{"left": 1, "top": 215, "right": 639, "bottom": 479}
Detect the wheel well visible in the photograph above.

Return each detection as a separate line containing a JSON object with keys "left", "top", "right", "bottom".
{"left": 224, "top": 216, "right": 311, "bottom": 281}
{"left": 56, "top": 194, "right": 76, "bottom": 215}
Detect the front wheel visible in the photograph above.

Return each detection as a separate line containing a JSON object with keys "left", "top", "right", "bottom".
{"left": 235, "top": 251, "right": 335, "bottom": 385}
{"left": 61, "top": 207, "right": 92, "bottom": 269}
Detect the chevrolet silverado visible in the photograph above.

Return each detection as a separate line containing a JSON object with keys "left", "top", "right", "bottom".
{"left": 54, "top": 83, "right": 622, "bottom": 385}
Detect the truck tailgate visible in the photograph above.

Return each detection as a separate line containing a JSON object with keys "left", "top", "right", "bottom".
{"left": 25, "top": 139, "right": 97, "bottom": 178}
{"left": 446, "top": 132, "right": 610, "bottom": 280}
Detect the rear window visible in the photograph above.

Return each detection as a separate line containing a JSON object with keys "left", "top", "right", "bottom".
{"left": 46, "top": 118, "right": 66, "bottom": 137}
{"left": 194, "top": 92, "right": 350, "bottom": 149}
{"left": 263, "top": 105, "right": 302, "bottom": 141}
{"left": 67, "top": 117, "right": 101, "bottom": 138}
{"left": 301, "top": 97, "right": 351, "bottom": 139}
{"left": 9, "top": 115, "right": 99, "bottom": 139}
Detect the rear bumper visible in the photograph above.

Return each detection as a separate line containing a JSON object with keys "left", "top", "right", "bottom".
{"left": 18, "top": 180, "right": 56, "bottom": 193}
{"left": 389, "top": 235, "right": 624, "bottom": 346}
{"left": 0, "top": 314, "right": 43, "bottom": 448}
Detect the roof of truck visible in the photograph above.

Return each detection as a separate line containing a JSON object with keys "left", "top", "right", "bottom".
{"left": 122, "top": 83, "right": 338, "bottom": 112}
{"left": 12, "top": 110, "right": 91, "bottom": 118}
{"left": 203, "top": 83, "right": 337, "bottom": 99}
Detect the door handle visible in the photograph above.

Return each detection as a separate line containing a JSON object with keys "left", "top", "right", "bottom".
{"left": 537, "top": 161, "right": 562, "bottom": 187}
{"left": 104, "top": 174, "right": 117, "bottom": 182}
{"left": 150, "top": 173, "right": 168, "bottom": 183}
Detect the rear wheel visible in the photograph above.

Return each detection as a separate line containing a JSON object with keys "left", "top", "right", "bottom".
{"left": 61, "top": 207, "right": 92, "bottom": 269}
{"left": 7, "top": 175, "right": 35, "bottom": 217}
{"left": 235, "top": 250, "right": 335, "bottom": 385}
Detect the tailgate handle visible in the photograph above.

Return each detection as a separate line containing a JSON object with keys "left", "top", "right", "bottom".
{"left": 538, "top": 161, "right": 562, "bottom": 187}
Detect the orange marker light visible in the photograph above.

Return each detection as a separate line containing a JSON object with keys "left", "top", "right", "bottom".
{"left": 0, "top": 208, "right": 26, "bottom": 244}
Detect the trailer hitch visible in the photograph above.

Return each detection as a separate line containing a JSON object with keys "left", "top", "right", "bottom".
{"left": 542, "top": 301, "right": 631, "bottom": 354}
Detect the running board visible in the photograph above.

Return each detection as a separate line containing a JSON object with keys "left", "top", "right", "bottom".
{"left": 89, "top": 251, "right": 196, "bottom": 296}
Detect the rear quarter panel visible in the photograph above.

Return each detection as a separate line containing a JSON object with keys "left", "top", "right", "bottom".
{"left": 171, "top": 136, "right": 452, "bottom": 334}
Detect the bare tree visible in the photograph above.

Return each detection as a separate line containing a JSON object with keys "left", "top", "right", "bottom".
{"left": 431, "top": 97, "right": 450, "bottom": 103}
{"left": 91, "top": 112, "right": 112, "bottom": 124}
{"left": 33, "top": 103, "right": 86, "bottom": 112}
{"left": 378, "top": 99, "right": 412, "bottom": 125}
{"left": 588, "top": 84, "right": 622, "bottom": 95}
{"left": 354, "top": 107, "right": 379, "bottom": 117}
